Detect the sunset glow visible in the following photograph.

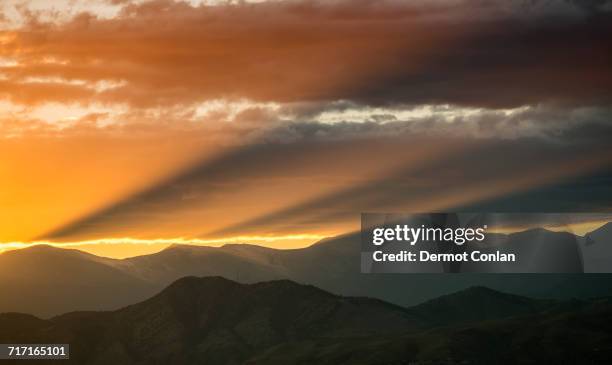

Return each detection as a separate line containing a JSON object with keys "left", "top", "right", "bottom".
{"left": 0, "top": 233, "right": 329, "bottom": 258}
{"left": 2, "top": 0, "right": 611, "bottom": 258}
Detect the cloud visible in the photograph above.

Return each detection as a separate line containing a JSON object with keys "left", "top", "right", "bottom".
{"left": 1, "top": 0, "right": 610, "bottom": 111}
{"left": 258, "top": 103, "right": 612, "bottom": 144}
{"left": 2, "top": 0, "right": 612, "bottom": 244}
{"left": 3, "top": 98, "right": 608, "bottom": 243}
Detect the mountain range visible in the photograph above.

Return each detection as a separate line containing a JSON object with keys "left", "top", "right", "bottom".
{"left": 2, "top": 276, "right": 612, "bottom": 364}
{"left": 1, "top": 223, "right": 612, "bottom": 317}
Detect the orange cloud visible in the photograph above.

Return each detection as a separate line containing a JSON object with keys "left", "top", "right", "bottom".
{"left": 1, "top": 0, "right": 610, "bottom": 111}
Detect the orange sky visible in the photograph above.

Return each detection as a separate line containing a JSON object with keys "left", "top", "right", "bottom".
{"left": 1, "top": 0, "right": 611, "bottom": 258}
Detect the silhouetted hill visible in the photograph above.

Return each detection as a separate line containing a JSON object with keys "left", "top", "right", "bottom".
{"left": 0, "top": 277, "right": 423, "bottom": 365}
{"left": 120, "top": 244, "right": 287, "bottom": 284}
{"left": 1, "top": 278, "right": 612, "bottom": 364}
{"left": 411, "top": 286, "right": 554, "bottom": 326}
{"left": 117, "top": 230, "right": 612, "bottom": 310}
{"left": 2, "top": 229, "right": 612, "bottom": 317}
{"left": 239, "top": 290, "right": 612, "bottom": 364}
{"left": 0, "top": 245, "right": 155, "bottom": 317}
{"left": 412, "top": 297, "right": 612, "bottom": 364}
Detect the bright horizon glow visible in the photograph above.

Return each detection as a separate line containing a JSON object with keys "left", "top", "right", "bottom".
{"left": 0, "top": 233, "right": 329, "bottom": 259}
{"left": 1, "top": 220, "right": 608, "bottom": 259}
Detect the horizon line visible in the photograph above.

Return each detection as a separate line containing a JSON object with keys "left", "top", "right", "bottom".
{"left": 1, "top": 220, "right": 610, "bottom": 260}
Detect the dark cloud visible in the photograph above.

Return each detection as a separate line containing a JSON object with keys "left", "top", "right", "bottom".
{"left": 2, "top": 0, "right": 610, "bottom": 109}
{"left": 268, "top": 104, "right": 612, "bottom": 143}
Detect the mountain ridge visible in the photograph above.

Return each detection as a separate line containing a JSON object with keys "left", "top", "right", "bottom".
{"left": 2, "top": 226, "right": 612, "bottom": 317}
{"left": 2, "top": 277, "right": 612, "bottom": 364}
{"left": 0, "top": 276, "right": 424, "bottom": 364}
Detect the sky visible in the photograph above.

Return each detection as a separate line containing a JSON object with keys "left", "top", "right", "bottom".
{"left": 1, "top": 0, "right": 611, "bottom": 258}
